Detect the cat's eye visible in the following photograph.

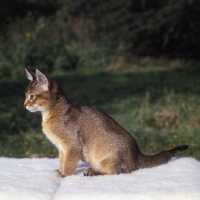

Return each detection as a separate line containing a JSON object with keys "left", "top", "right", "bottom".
{"left": 29, "top": 94, "right": 35, "bottom": 101}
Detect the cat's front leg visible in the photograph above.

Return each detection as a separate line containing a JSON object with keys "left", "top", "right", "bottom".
{"left": 54, "top": 147, "right": 79, "bottom": 177}
{"left": 54, "top": 150, "right": 64, "bottom": 175}
{"left": 59, "top": 148, "right": 80, "bottom": 177}
{"left": 53, "top": 150, "right": 64, "bottom": 175}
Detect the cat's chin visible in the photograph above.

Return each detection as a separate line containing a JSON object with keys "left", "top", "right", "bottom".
{"left": 29, "top": 110, "right": 38, "bottom": 113}
{"left": 26, "top": 107, "right": 38, "bottom": 112}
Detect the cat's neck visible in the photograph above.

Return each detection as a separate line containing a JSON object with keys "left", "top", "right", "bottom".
{"left": 41, "top": 95, "right": 71, "bottom": 123}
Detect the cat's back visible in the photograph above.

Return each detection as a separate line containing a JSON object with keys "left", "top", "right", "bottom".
{"left": 79, "top": 106, "right": 113, "bottom": 126}
{"left": 79, "top": 106, "right": 133, "bottom": 139}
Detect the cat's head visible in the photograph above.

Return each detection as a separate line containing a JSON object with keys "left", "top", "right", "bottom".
{"left": 24, "top": 69, "right": 58, "bottom": 113}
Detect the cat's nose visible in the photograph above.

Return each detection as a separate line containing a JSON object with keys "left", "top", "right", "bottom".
{"left": 24, "top": 100, "right": 28, "bottom": 108}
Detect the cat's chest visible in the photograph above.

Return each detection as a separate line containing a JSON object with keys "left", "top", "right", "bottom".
{"left": 42, "top": 121, "right": 64, "bottom": 151}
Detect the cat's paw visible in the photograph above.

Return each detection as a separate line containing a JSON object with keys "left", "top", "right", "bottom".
{"left": 83, "top": 168, "right": 103, "bottom": 176}
{"left": 54, "top": 169, "right": 61, "bottom": 174}
{"left": 54, "top": 169, "right": 67, "bottom": 178}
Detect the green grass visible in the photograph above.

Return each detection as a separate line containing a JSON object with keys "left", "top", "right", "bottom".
{"left": 0, "top": 65, "right": 200, "bottom": 160}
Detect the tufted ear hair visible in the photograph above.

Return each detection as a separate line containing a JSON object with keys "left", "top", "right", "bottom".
{"left": 35, "top": 69, "right": 49, "bottom": 91}
{"left": 25, "top": 69, "right": 36, "bottom": 81}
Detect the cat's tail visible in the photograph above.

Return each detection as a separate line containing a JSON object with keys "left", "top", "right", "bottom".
{"left": 138, "top": 145, "right": 188, "bottom": 169}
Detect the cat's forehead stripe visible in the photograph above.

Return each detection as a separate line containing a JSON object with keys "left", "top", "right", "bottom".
{"left": 27, "top": 81, "right": 35, "bottom": 91}
{"left": 27, "top": 81, "right": 45, "bottom": 95}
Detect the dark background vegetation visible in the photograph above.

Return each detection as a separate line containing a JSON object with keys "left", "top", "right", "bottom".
{"left": 0, "top": 0, "right": 199, "bottom": 159}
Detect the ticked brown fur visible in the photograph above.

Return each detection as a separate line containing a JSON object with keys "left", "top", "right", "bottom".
{"left": 24, "top": 69, "right": 188, "bottom": 177}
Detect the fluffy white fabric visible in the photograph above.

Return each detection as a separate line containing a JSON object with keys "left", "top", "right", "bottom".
{"left": 0, "top": 157, "right": 199, "bottom": 200}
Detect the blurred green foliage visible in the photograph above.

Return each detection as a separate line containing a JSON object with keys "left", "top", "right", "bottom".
{"left": 0, "top": 0, "right": 200, "bottom": 78}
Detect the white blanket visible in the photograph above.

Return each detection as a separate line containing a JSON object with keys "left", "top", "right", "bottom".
{"left": 0, "top": 157, "right": 199, "bottom": 200}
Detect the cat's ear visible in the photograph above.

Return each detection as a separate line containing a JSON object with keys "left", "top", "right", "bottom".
{"left": 25, "top": 69, "right": 36, "bottom": 81}
{"left": 35, "top": 69, "right": 49, "bottom": 91}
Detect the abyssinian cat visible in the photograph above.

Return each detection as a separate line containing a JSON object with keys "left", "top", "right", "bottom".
{"left": 24, "top": 69, "right": 188, "bottom": 177}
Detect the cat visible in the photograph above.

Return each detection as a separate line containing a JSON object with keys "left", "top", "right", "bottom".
{"left": 24, "top": 69, "right": 188, "bottom": 177}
